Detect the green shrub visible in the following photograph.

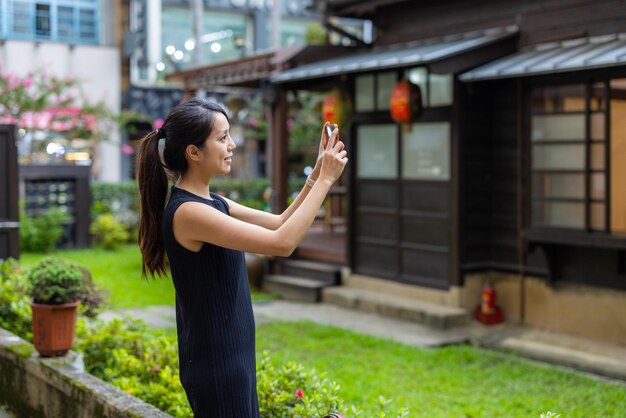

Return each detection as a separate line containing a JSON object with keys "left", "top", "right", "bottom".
{"left": 91, "top": 181, "right": 140, "bottom": 242}
{"left": 75, "top": 317, "right": 192, "bottom": 418}
{"left": 212, "top": 177, "right": 269, "bottom": 210}
{"left": 257, "top": 351, "right": 360, "bottom": 417}
{"left": 90, "top": 214, "right": 130, "bottom": 250}
{"left": 27, "top": 257, "right": 85, "bottom": 304}
{"left": 76, "top": 266, "right": 107, "bottom": 318}
{"left": 91, "top": 181, "right": 140, "bottom": 218}
{"left": 0, "top": 258, "right": 32, "bottom": 340}
{"left": 20, "top": 204, "right": 68, "bottom": 253}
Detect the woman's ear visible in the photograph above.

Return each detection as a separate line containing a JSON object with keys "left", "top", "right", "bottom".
{"left": 185, "top": 144, "right": 201, "bottom": 162}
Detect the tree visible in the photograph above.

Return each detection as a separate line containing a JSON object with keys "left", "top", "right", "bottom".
{"left": 0, "top": 67, "right": 112, "bottom": 139}
{"left": 0, "top": 66, "right": 147, "bottom": 169}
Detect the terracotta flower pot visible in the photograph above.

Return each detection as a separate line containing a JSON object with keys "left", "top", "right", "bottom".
{"left": 29, "top": 300, "right": 80, "bottom": 357}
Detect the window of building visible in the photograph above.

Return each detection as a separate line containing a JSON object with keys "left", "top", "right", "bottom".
{"left": 57, "top": 6, "right": 74, "bottom": 39}
{"left": 401, "top": 122, "right": 450, "bottom": 181}
{"left": 356, "top": 124, "right": 398, "bottom": 179}
{"left": 406, "top": 67, "right": 453, "bottom": 107}
{"left": 276, "top": 17, "right": 315, "bottom": 48}
{"left": 35, "top": 3, "right": 50, "bottom": 37}
{"left": 355, "top": 74, "right": 375, "bottom": 112}
{"left": 11, "top": 1, "right": 31, "bottom": 34}
{"left": 530, "top": 80, "right": 626, "bottom": 235}
{"left": 2, "top": 0, "right": 99, "bottom": 44}
{"left": 161, "top": 7, "right": 247, "bottom": 70}
{"left": 354, "top": 71, "right": 398, "bottom": 112}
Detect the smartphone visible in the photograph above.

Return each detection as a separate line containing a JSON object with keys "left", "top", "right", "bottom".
{"left": 325, "top": 124, "right": 333, "bottom": 140}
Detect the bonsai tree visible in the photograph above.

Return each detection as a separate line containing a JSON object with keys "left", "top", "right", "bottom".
{"left": 28, "top": 257, "right": 84, "bottom": 305}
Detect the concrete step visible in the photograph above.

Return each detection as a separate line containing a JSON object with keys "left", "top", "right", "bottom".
{"left": 263, "top": 275, "right": 332, "bottom": 303}
{"left": 279, "top": 259, "right": 342, "bottom": 285}
{"left": 322, "top": 286, "right": 469, "bottom": 330}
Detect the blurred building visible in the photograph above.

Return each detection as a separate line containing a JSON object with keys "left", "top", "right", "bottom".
{"left": 0, "top": 0, "right": 122, "bottom": 181}
{"left": 121, "top": 0, "right": 321, "bottom": 180}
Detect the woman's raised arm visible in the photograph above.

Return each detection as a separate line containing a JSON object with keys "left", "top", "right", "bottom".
{"left": 223, "top": 122, "right": 341, "bottom": 231}
{"left": 173, "top": 129, "right": 347, "bottom": 256}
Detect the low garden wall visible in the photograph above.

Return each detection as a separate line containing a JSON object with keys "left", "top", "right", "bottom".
{"left": 0, "top": 327, "right": 170, "bottom": 418}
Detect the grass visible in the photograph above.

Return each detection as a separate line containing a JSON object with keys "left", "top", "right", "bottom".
{"left": 257, "top": 321, "right": 626, "bottom": 417}
{"left": 17, "top": 246, "right": 626, "bottom": 417}
{"left": 19, "top": 244, "right": 274, "bottom": 308}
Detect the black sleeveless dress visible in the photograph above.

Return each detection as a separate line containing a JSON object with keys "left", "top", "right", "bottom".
{"left": 162, "top": 186, "right": 259, "bottom": 417}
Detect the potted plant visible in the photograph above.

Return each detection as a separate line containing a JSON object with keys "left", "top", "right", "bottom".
{"left": 27, "top": 257, "right": 86, "bottom": 357}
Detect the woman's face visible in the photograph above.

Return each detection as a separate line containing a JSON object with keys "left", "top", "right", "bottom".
{"left": 198, "top": 112, "right": 236, "bottom": 177}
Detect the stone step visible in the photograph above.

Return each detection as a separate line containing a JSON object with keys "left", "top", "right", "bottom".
{"left": 263, "top": 275, "right": 332, "bottom": 303}
{"left": 279, "top": 259, "right": 342, "bottom": 285}
{"left": 322, "top": 286, "right": 469, "bottom": 330}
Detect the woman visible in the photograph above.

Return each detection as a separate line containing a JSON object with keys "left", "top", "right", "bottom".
{"left": 136, "top": 98, "right": 347, "bottom": 417}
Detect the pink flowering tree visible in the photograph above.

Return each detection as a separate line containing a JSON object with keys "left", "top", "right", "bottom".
{"left": 0, "top": 68, "right": 111, "bottom": 139}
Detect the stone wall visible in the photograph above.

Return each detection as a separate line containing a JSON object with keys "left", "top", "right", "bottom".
{"left": 0, "top": 328, "right": 171, "bottom": 418}
{"left": 349, "top": 273, "right": 626, "bottom": 346}
{"left": 461, "top": 272, "right": 626, "bottom": 346}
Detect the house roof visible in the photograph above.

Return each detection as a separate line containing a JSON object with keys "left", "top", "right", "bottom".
{"left": 271, "top": 25, "right": 518, "bottom": 84}
{"left": 460, "top": 32, "right": 626, "bottom": 81}
{"left": 164, "top": 45, "right": 354, "bottom": 90}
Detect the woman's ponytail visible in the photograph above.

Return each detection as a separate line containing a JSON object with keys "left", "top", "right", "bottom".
{"left": 137, "top": 130, "right": 169, "bottom": 278}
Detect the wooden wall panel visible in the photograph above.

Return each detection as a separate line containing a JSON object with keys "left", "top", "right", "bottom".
{"left": 489, "top": 81, "right": 520, "bottom": 267}
{"left": 461, "top": 80, "right": 494, "bottom": 268}
{"left": 357, "top": 212, "right": 398, "bottom": 241}
{"left": 356, "top": 181, "right": 398, "bottom": 209}
{"left": 401, "top": 217, "right": 449, "bottom": 247}
{"left": 369, "top": 0, "right": 626, "bottom": 48}
{"left": 355, "top": 242, "right": 398, "bottom": 278}
{"left": 402, "top": 182, "right": 448, "bottom": 213}
{"left": 400, "top": 249, "right": 449, "bottom": 286}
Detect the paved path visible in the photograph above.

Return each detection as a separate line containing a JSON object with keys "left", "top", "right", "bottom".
{"left": 101, "top": 301, "right": 473, "bottom": 347}
{"left": 100, "top": 300, "right": 626, "bottom": 383}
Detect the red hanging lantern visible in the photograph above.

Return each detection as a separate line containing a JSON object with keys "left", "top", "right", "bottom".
{"left": 389, "top": 79, "right": 422, "bottom": 124}
{"left": 322, "top": 92, "right": 340, "bottom": 125}
{"left": 321, "top": 89, "right": 352, "bottom": 127}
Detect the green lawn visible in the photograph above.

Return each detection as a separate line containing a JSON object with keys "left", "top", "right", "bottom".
{"left": 257, "top": 321, "right": 626, "bottom": 417}
{"left": 17, "top": 246, "right": 626, "bottom": 417}
{"left": 19, "top": 244, "right": 274, "bottom": 308}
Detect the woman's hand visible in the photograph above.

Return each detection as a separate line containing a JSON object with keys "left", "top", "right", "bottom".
{"left": 318, "top": 125, "right": 348, "bottom": 184}
{"left": 311, "top": 122, "right": 343, "bottom": 180}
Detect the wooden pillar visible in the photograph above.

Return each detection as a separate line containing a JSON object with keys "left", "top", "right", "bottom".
{"left": 270, "top": 88, "right": 288, "bottom": 213}
{"left": 0, "top": 124, "right": 20, "bottom": 259}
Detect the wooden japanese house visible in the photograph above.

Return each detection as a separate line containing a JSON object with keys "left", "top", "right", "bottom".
{"left": 169, "top": 0, "right": 626, "bottom": 346}
{"left": 280, "top": 0, "right": 626, "bottom": 345}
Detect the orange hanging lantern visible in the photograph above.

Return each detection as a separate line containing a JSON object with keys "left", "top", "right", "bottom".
{"left": 321, "top": 89, "right": 351, "bottom": 127}
{"left": 389, "top": 79, "right": 422, "bottom": 124}
{"left": 322, "top": 92, "right": 341, "bottom": 125}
